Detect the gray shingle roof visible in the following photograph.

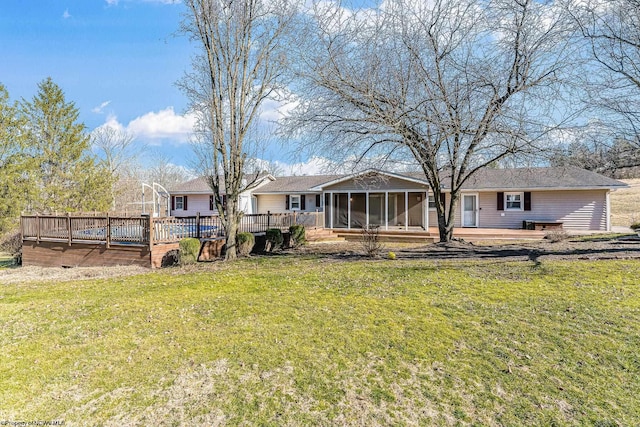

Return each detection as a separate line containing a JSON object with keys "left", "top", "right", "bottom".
{"left": 453, "top": 166, "right": 627, "bottom": 190}
{"left": 253, "top": 175, "right": 342, "bottom": 193}
{"left": 170, "top": 173, "right": 272, "bottom": 194}
{"left": 170, "top": 167, "right": 626, "bottom": 194}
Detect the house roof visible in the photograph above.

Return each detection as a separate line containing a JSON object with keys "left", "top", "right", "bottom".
{"left": 451, "top": 166, "right": 627, "bottom": 191}
{"left": 169, "top": 173, "right": 274, "bottom": 194}
{"left": 253, "top": 175, "right": 342, "bottom": 194}
{"left": 169, "top": 167, "right": 626, "bottom": 195}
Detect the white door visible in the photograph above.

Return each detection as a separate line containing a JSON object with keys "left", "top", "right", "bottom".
{"left": 462, "top": 194, "right": 478, "bottom": 227}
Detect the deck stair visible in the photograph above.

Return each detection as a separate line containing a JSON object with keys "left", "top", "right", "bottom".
{"left": 332, "top": 229, "right": 436, "bottom": 244}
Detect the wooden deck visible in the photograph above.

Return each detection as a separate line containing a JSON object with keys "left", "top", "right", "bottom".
{"left": 20, "top": 212, "right": 323, "bottom": 268}
{"left": 331, "top": 227, "right": 546, "bottom": 243}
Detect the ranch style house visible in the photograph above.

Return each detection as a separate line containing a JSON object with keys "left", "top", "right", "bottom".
{"left": 169, "top": 166, "right": 627, "bottom": 232}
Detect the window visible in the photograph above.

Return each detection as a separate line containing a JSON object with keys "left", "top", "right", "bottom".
{"left": 428, "top": 195, "right": 436, "bottom": 210}
{"left": 290, "top": 195, "right": 301, "bottom": 210}
{"left": 175, "top": 196, "right": 184, "bottom": 210}
{"left": 505, "top": 192, "right": 523, "bottom": 210}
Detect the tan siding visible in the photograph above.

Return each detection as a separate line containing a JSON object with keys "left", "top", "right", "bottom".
{"left": 257, "top": 194, "right": 287, "bottom": 214}
{"left": 324, "top": 176, "right": 428, "bottom": 191}
{"left": 475, "top": 190, "right": 607, "bottom": 230}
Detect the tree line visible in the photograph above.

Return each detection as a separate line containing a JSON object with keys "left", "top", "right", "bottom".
{"left": 0, "top": 78, "right": 193, "bottom": 235}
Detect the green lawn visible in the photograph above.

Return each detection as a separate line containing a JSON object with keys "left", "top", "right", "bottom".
{"left": 0, "top": 252, "right": 14, "bottom": 268}
{"left": 1, "top": 257, "right": 639, "bottom": 425}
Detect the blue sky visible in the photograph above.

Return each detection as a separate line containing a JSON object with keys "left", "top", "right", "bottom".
{"left": 1, "top": 0, "right": 278, "bottom": 169}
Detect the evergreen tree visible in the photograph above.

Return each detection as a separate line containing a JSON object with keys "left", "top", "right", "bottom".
{"left": 20, "top": 78, "right": 112, "bottom": 213}
{"left": 0, "top": 83, "right": 30, "bottom": 233}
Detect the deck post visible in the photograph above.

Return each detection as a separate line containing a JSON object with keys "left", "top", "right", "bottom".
{"left": 67, "top": 213, "right": 72, "bottom": 246}
{"left": 365, "top": 192, "right": 370, "bottom": 228}
{"left": 148, "top": 216, "right": 154, "bottom": 250}
{"left": 196, "top": 212, "right": 201, "bottom": 238}
{"left": 36, "top": 215, "right": 40, "bottom": 243}
{"left": 106, "top": 213, "right": 111, "bottom": 248}
{"left": 267, "top": 211, "right": 271, "bottom": 229}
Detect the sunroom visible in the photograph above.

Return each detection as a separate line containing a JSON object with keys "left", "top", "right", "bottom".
{"left": 311, "top": 171, "right": 431, "bottom": 230}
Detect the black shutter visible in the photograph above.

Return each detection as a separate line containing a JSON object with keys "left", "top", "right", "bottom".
{"left": 497, "top": 192, "right": 504, "bottom": 211}
{"left": 301, "top": 195, "right": 306, "bottom": 210}
{"left": 524, "top": 192, "right": 532, "bottom": 211}
{"left": 285, "top": 195, "right": 290, "bottom": 210}
{"left": 316, "top": 194, "right": 321, "bottom": 208}
{"left": 183, "top": 196, "right": 188, "bottom": 211}
{"left": 171, "top": 196, "right": 175, "bottom": 211}
{"left": 209, "top": 195, "right": 214, "bottom": 211}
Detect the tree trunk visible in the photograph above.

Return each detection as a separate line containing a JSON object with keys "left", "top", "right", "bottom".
{"left": 223, "top": 201, "right": 239, "bottom": 261}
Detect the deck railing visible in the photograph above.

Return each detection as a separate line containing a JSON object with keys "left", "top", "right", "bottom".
{"left": 21, "top": 211, "right": 324, "bottom": 246}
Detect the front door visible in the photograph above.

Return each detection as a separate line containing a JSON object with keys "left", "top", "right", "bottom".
{"left": 462, "top": 194, "right": 478, "bottom": 227}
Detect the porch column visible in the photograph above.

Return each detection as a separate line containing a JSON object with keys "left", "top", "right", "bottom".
{"left": 404, "top": 191, "right": 409, "bottom": 231}
{"left": 347, "top": 191, "right": 351, "bottom": 230}
{"left": 424, "top": 191, "right": 429, "bottom": 230}
{"left": 385, "top": 192, "right": 389, "bottom": 231}
{"left": 365, "top": 192, "right": 370, "bottom": 228}
{"left": 606, "top": 190, "right": 611, "bottom": 231}
{"left": 329, "top": 192, "right": 334, "bottom": 229}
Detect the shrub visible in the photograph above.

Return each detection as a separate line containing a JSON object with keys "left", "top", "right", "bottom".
{"left": 237, "top": 232, "right": 255, "bottom": 256}
{"left": 360, "top": 225, "right": 384, "bottom": 258}
{"left": 544, "top": 229, "right": 568, "bottom": 243}
{"left": 0, "top": 231, "right": 22, "bottom": 265}
{"left": 179, "top": 238, "right": 201, "bottom": 265}
{"left": 289, "top": 225, "right": 306, "bottom": 248}
{"left": 265, "top": 228, "right": 283, "bottom": 252}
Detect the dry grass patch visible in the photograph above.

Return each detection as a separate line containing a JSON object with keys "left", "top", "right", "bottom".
{"left": 611, "top": 178, "right": 640, "bottom": 226}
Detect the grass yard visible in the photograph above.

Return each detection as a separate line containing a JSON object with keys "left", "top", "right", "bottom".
{"left": 0, "top": 252, "right": 14, "bottom": 268}
{"left": 1, "top": 257, "right": 639, "bottom": 426}
{"left": 611, "top": 178, "right": 640, "bottom": 227}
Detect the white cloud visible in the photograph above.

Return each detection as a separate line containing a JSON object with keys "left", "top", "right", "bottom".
{"left": 62, "top": 9, "right": 71, "bottom": 19}
{"left": 92, "top": 100, "right": 112, "bottom": 114}
{"left": 97, "top": 107, "right": 196, "bottom": 144}
{"left": 259, "top": 91, "right": 299, "bottom": 123}
{"left": 105, "top": 0, "right": 119, "bottom": 5}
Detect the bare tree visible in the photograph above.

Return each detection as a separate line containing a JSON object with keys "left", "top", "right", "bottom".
{"left": 91, "top": 126, "right": 139, "bottom": 210}
{"left": 180, "top": 0, "right": 298, "bottom": 260}
{"left": 568, "top": 0, "right": 640, "bottom": 155}
{"left": 287, "top": 0, "right": 577, "bottom": 242}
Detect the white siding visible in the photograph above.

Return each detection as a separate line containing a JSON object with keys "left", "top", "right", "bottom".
{"left": 469, "top": 190, "right": 608, "bottom": 230}
{"left": 171, "top": 194, "right": 215, "bottom": 217}
{"left": 256, "top": 193, "right": 322, "bottom": 214}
